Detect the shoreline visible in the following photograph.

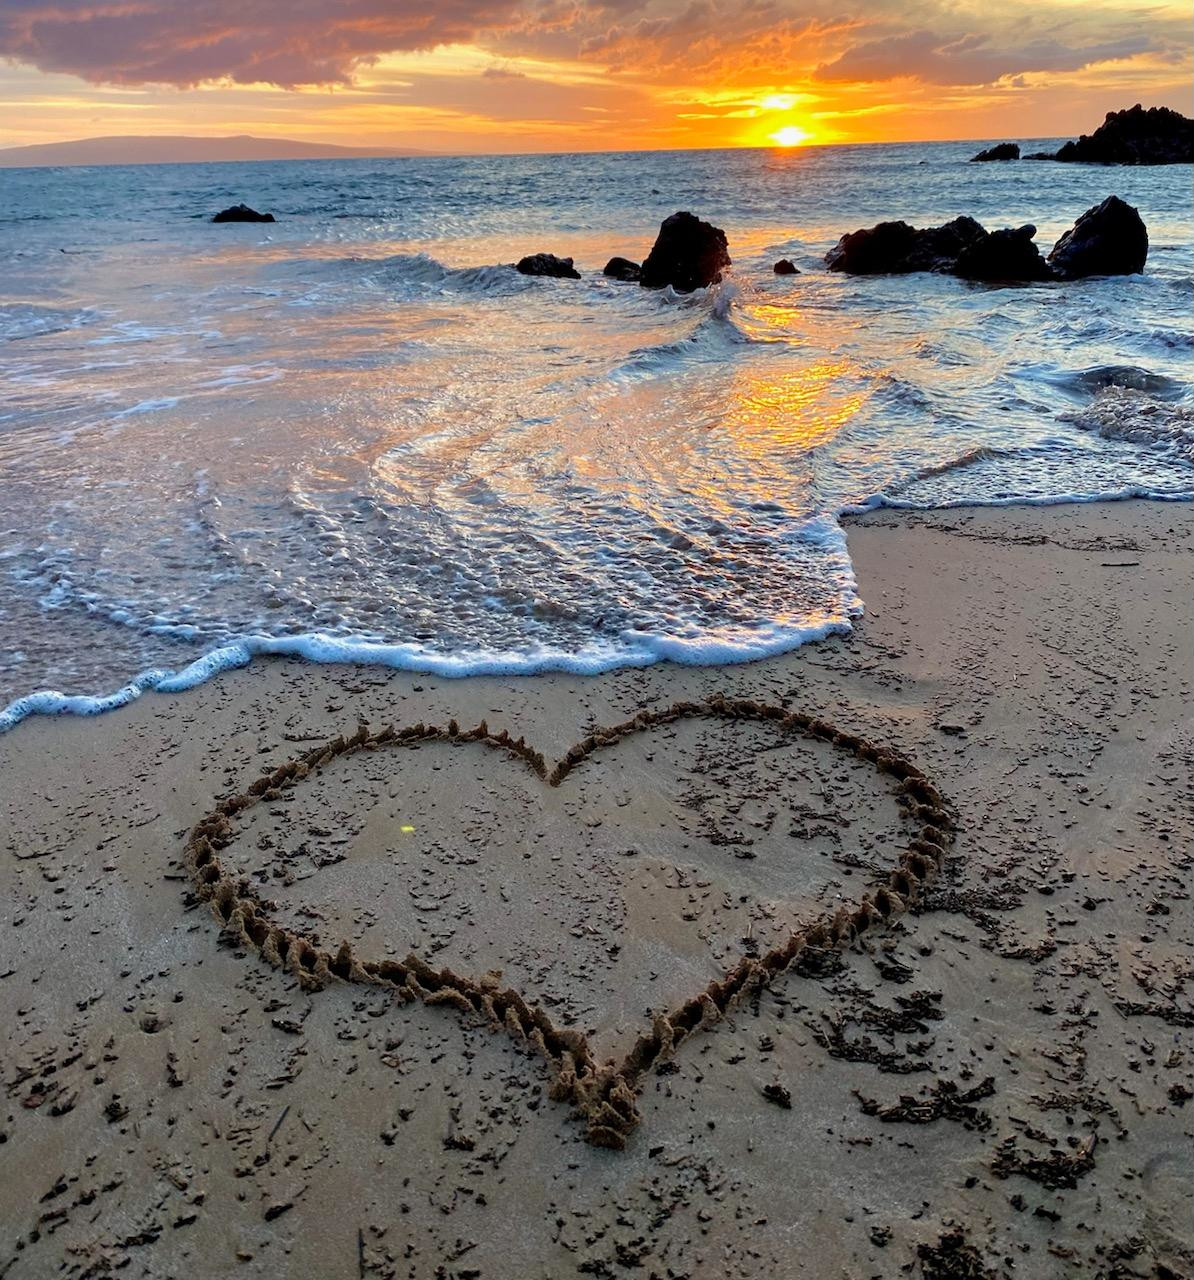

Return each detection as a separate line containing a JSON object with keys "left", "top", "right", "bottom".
{"left": 3, "top": 492, "right": 1191, "bottom": 737}
{"left": 2, "top": 498, "right": 1192, "bottom": 1279}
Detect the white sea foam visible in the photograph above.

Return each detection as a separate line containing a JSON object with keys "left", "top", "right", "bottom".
{"left": 113, "top": 396, "right": 181, "bottom": 417}
{"left": 0, "top": 303, "right": 95, "bottom": 342}
{"left": 0, "top": 612, "right": 856, "bottom": 733}
{"left": 1063, "top": 387, "right": 1194, "bottom": 462}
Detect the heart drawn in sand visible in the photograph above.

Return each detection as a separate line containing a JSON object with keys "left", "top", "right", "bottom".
{"left": 184, "top": 695, "right": 953, "bottom": 1149}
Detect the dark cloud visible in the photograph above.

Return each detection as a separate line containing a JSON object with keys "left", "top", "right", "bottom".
{"left": 814, "top": 28, "right": 1160, "bottom": 85}
{"left": 0, "top": 0, "right": 846, "bottom": 87}
{"left": 0, "top": 0, "right": 1185, "bottom": 94}
{"left": 0, "top": 0, "right": 527, "bottom": 87}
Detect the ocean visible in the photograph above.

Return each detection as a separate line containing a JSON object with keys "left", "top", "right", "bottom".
{"left": 1, "top": 142, "right": 1191, "bottom": 729}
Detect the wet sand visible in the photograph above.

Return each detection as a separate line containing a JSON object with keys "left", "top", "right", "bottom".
{"left": 2, "top": 499, "right": 1192, "bottom": 1280}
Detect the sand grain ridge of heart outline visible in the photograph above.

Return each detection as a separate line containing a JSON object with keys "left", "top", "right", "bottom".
{"left": 184, "top": 695, "right": 954, "bottom": 1149}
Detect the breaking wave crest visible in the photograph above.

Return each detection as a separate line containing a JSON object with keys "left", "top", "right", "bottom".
{"left": 1064, "top": 387, "right": 1194, "bottom": 462}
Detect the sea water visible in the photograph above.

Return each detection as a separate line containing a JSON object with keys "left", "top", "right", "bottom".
{"left": 1, "top": 142, "right": 1191, "bottom": 728}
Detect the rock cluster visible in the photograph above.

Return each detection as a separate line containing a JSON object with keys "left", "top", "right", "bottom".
{"left": 520, "top": 212, "right": 730, "bottom": 292}
{"left": 825, "top": 216, "right": 988, "bottom": 275}
{"left": 827, "top": 198, "right": 1148, "bottom": 282}
{"left": 515, "top": 188, "right": 1150, "bottom": 291}
{"left": 1027, "top": 104, "right": 1193, "bottom": 165}
{"left": 954, "top": 225, "right": 1053, "bottom": 282}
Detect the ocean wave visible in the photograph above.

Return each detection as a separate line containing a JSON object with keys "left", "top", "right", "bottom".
{"left": 385, "top": 253, "right": 534, "bottom": 294}
{"left": 344, "top": 251, "right": 539, "bottom": 298}
{"left": 894, "top": 444, "right": 1018, "bottom": 484}
{"left": 3, "top": 438, "right": 1190, "bottom": 735}
{"left": 861, "top": 484, "right": 1194, "bottom": 514}
{"left": 1033, "top": 364, "right": 1187, "bottom": 402}
{"left": 609, "top": 283, "right": 754, "bottom": 377}
{"left": 860, "top": 422, "right": 1194, "bottom": 513}
{"left": 0, "top": 610, "right": 855, "bottom": 734}
{"left": 255, "top": 250, "right": 544, "bottom": 301}
{"left": 1, "top": 303, "right": 95, "bottom": 343}
{"left": 1142, "top": 329, "right": 1194, "bottom": 354}
{"left": 1063, "top": 388, "right": 1194, "bottom": 462}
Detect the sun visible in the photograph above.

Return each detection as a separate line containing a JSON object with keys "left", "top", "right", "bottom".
{"left": 771, "top": 125, "right": 812, "bottom": 148}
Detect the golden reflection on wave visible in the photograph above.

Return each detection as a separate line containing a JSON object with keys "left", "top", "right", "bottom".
{"left": 719, "top": 356, "right": 866, "bottom": 456}
{"left": 577, "top": 351, "right": 871, "bottom": 530}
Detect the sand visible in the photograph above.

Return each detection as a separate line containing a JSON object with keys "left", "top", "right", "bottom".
{"left": 1, "top": 499, "right": 1191, "bottom": 1280}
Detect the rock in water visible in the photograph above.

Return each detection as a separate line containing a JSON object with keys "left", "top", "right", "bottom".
{"left": 825, "top": 217, "right": 986, "bottom": 274}
{"left": 827, "top": 216, "right": 1054, "bottom": 282}
{"left": 515, "top": 253, "right": 581, "bottom": 279}
{"left": 825, "top": 202, "right": 1147, "bottom": 284}
{"left": 212, "top": 203, "right": 275, "bottom": 223}
{"left": 826, "top": 221, "right": 916, "bottom": 273}
{"left": 639, "top": 212, "right": 730, "bottom": 292}
{"left": 954, "top": 225, "right": 1054, "bottom": 282}
{"left": 1048, "top": 196, "right": 1148, "bottom": 279}
{"left": 971, "top": 143, "right": 1020, "bottom": 162}
{"left": 602, "top": 256, "right": 642, "bottom": 282}
{"left": 773, "top": 259, "right": 800, "bottom": 275}
{"left": 1033, "top": 104, "right": 1194, "bottom": 164}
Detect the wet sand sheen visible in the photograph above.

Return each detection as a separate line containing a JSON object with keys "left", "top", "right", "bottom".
{"left": 2, "top": 499, "right": 1192, "bottom": 1279}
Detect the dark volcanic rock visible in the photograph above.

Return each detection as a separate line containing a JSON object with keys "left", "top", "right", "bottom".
{"left": 1036, "top": 103, "right": 1194, "bottom": 165}
{"left": 1048, "top": 195, "right": 1148, "bottom": 279}
{"left": 971, "top": 142, "right": 1020, "bottom": 162}
{"left": 825, "top": 216, "right": 986, "bottom": 274}
{"left": 826, "top": 200, "right": 1149, "bottom": 284}
{"left": 603, "top": 256, "right": 642, "bottom": 282}
{"left": 826, "top": 220, "right": 916, "bottom": 273}
{"left": 827, "top": 215, "right": 1056, "bottom": 282}
{"left": 639, "top": 211, "right": 730, "bottom": 292}
{"left": 212, "top": 203, "right": 275, "bottom": 223}
{"left": 515, "top": 253, "right": 581, "bottom": 279}
{"left": 773, "top": 258, "right": 800, "bottom": 275}
{"left": 954, "top": 225, "right": 1054, "bottom": 282}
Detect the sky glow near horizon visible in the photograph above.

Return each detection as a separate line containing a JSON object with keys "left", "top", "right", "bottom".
{"left": 0, "top": 0, "right": 1191, "bottom": 152}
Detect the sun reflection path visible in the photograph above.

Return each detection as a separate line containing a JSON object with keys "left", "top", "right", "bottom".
{"left": 721, "top": 358, "right": 866, "bottom": 458}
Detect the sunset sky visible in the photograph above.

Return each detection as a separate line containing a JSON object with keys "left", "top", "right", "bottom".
{"left": 1, "top": 0, "right": 1191, "bottom": 153}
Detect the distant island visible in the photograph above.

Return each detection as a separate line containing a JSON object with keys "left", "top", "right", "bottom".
{"left": 0, "top": 134, "right": 436, "bottom": 169}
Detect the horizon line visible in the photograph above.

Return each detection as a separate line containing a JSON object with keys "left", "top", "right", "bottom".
{"left": 0, "top": 130, "right": 1081, "bottom": 171}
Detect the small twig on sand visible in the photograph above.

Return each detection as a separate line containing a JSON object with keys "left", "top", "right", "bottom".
{"left": 267, "top": 1104, "right": 290, "bottom": 1146}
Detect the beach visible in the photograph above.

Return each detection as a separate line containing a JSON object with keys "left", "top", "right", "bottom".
{"left": 3, "top": 497, "right": 1191, "bottom": 1279}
